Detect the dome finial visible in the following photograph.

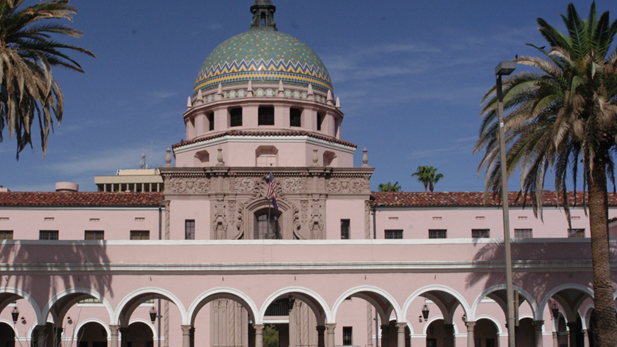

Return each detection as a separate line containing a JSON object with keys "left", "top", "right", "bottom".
{"left": 250, "top": 0, "right": 277, "bottom": 31}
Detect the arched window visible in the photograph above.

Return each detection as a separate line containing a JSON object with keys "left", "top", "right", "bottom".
{"left": 255, "top": 210, "right": 280, "bottom": 239}
{"left": 256, "top": 146, "right": 278, "bottom": 167}
{"left": 260, "top": 13, "right": 266, "bottom": 27}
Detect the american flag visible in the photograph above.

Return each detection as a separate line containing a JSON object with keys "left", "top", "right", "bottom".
{"left": 266, "top": 173, "right": 280, "bottom": 214}
{"left": 266, "top": 172, "right": 275, "bottom": 199}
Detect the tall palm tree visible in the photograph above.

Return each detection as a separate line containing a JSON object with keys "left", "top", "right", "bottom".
{"left": 411, "top": 166, "right": 444, "bottom": 192}
{"left": 475, "top": 2, "right": 617, "bottom": 344}
{"left": 0, "top": 0, "right": 95, "bottom": 158}
{"left": 378, "top": 181, "right": 402, "bottom": 192}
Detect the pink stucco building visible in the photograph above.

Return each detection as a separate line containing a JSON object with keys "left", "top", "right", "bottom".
{"left": 1, "top": 1, "right": 616, "bottom": 347}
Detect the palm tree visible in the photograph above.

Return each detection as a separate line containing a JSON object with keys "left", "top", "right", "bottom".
{"left": 475, "top": 3, "right": 617, "bottom": 344}
{"left": 411, "top": 166, "right": 444, "bottom": 192}
{"left": 378, "top": 181, "right": 402, "bottom": 192}
{"left": 0, "top": 0, "right": 95, "bottom": 158}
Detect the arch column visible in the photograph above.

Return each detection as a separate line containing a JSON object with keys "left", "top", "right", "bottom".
{"left": 582, "top": 329, "right": 589, "bottom": 347}
{"left": 317, "top": 325, "right": 326, "bottom": 347}
{"left": 567, "top": 322, "right": 577, "bottom": 347}
{"left": 120, "top": 327, "right": 129, "bottom": 347}
{"left": 381, "top": 324, "right": 390, "bottom": 347}
{"left": 396, "top": 322, "right": 406, "bottom": 347}
{"left": 534, "top": 321, "right": 544, "bottom": 347}
{"left": 254, "top": 324, "right": 265, "bottom": 347}
{"left": 552, "top": 332, "right": 558, "bottom": 347}
{"left": 326, "top": 323, "right": 336, "bottom": 347}
{"left": 444, "top": 324, "right": 454, "bottom": 347}
{"left": 465, "top": 322, "right": 476, "bottom": 347}
{"left": 182, "top": 325, "right": 192, "bottom": 347}
{"left": 110, "top": 325, "right": 120, "bottom": 347}
{"left": 34, "top": 325, "right": 46, "bottom": 347}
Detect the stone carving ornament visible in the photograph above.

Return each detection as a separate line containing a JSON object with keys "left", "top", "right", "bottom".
{"left": 213, "top": 199, "right": 227, "bottom": 239}
{"left": 326, "top": 177, "right": 369, "bottom": 194}
{"left": 167, "top": 177, "right": 210, "bottom": 194}
{"left": 282, "top": 177, "right": 305, "bottom": 193}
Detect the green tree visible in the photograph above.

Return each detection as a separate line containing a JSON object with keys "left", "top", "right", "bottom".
{"left": 475, "top": 2, "right": 617, "bottom": 344}
{"left": 411, "top": 166, "right": 444, "bottom": 192}
{"left": 378, "top": 181, "right": 402, "bottom": 192}
{"left": 0, "top": 0, "right": 95, "bottom": 158}
{"left": 263, "top": 325, "right": 279, "bottom": 347}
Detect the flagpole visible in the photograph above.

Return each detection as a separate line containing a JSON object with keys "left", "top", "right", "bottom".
{"left": 268, "top": 193, "right": 271, "bottom": 239}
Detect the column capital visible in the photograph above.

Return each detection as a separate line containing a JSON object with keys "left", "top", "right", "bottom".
{"left": 253, "top": 324, "right": 265, "bottom": 333}
{"left": 325, "top": 323, "right": 336, "bottom": 331}
{"left": 396, "top": 322, "right": 407, "bottom": 331}
{"left": 316, "top": 325, "right": 326, "bottom": 333}
{"left": 109, "top": 325, "right": 120, "bottom": 332}
{"left": 533, "top": 320, "right": 544, "bottom": 326}
{"left": 465, "top": 321, "right": 476, "bottom": 328}
{"left": 582, "top": 329, "right": 589, "bottom": 336}
{"left": 381, "top": 324, "right": 391, "bottom": 330}
{"left": 181, "top": 325, "right": 192, "bottom": 334}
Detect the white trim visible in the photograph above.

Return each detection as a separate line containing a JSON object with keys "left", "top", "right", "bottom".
{"left": 41, "top": 287, "right": 114, "bottom": 327}
{"left": 0, "top": 238, "right": 605, "bottom": 246}
{"left": 470, "top": 285, "right": 538, "bottom": 321}
{"left": 71, "top": 319, "right": 111, "bottom": 342}
{"left": 263, "top": 319, "right": 290, "bottom": 324}
{"left": 538, "top": 283, "right": 593, "bottom": 321}
{"left": 474, "top": 315, "right": 503, "bottom": 334}
{"left": 0, "top": 287, "right": 44, "bottom": 326}
{"left": 174, "top": 135, "right": 356, "bottom": 154}
{"left": 187, "top": 287, "right": 259, "bottom": 325}
{"left": 331, "top": 285, "right": 402, "bottom": 325}
{"left": 0, "top": 319, "right": 18, "bottom": 336}
{"left": 114, "top": 287, "right": 188, "bottom": 325}
{"left": 259, "top": 286, "right": 332, "bottom": 325}
{"left": 403, "top": 285, "right": 470, "bottom": 323}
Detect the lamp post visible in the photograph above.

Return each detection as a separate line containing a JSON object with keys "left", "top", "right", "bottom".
{"left": 495, "top": 60, "right": 516, "bottom": 347}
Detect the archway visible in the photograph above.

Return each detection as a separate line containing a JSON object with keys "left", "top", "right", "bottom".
{"left": 473, "top": 318, "right": 499, "bottom": 347}
{"left": 333, "top": 286, "right": 401, "bottom": 347}
{"left": 188, "top": 288, "right": 259, "bottom": 347}
{"left": 76, "top": 321, "right": 109, "bottom": 347}
{"left": 516, "top": 318, "right": 535, "bottom": 347}
{"left": 125, "top": 321, "right": 154, "bottom": 347}
{"left": 261, "top": 287, "right": 331, "bottom": 347}
{"left": 0, "top": 322, "right": 16, "bottom": 347}
{"left": 541, "top": 285, "right": 593, "bottom": 346}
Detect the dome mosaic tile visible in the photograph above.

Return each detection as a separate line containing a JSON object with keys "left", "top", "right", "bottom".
{"left": 194, "top": 29, "right": 332, "bottom": 94}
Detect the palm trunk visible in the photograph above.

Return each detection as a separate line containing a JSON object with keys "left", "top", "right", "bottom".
{"left": 424, "top": 183, "right": 428, "bottom": 192}
{"left": 588, "top": 157, "right": 617, "bottom": 346}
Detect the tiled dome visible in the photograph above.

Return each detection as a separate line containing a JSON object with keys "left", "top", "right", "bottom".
{"left": 193, "top": 28, "right": 333, "bottom": 95}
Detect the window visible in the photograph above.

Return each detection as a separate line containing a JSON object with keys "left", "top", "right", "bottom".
{"left": 317, "top": 112, "right": 324, "bottom": 131}
{"left": 230, "top": 108, "right": 243, "bottom": 127}
{"left": 39, "top": 230, "right": 58, "bottom": 240}
{"left": 255, "top": 212, "right": 280, "bottom": 239}
{"left": 208, "top": 113, "right": 214, "bottom": 131}
{"left": 472, "top": 229, "right": 490, "bottom": 238}
{"left": 0, "top": 230, "right": 13, "bottom": 240}
{"left": 78, "top": 298, "right": 102, "bottom": 304}
{"left": 130, "top": 230, "right": 149, "bottom": 240}
{"left": 568, "top": 228, "right": 585, "bottom": 238}
{"left": 343, "top": 327, "right": 352, "bottom": 346}
{"left": 385, "top": 230, "right": 403, "bottom": 239}
{"left": 514, "top": 229, "right": 533, "bottom": 239}
{"left": 185, "top": 220, "right": 195, "bottom": 240}
{"left": 256, "top": 146, "right": 278, "bottom": 167}
{"left": 428, "top": 229, "right": 447, "bottom": 239}
{"left": 85, "top": 230, "right": 104, "bottom": 240}
{"left": 258, "top": 106, "right": 275, "bottom": 125}
{"left": 290, "top": 108, "right": 302, "bottom": 127}
{"left": 340, "top": 219, "right": 350, "bottom": 239}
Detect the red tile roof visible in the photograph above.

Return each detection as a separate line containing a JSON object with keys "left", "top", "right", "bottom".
{"left": 172, "top": 130, "right": 357, "bottom": 149}
{"left": 370, "top": 191, "right": 617, "bottom": 207}
{"left": 0, "top": 192, "right": 164, "bottom": 207}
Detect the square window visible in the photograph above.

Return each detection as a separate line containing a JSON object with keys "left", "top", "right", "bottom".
{"left": 230, "top": 108, "right": 242, "bottom": 127}
{"left": 39, "top": 230, "right": 58, "bottom": 240}
{"left": 340, "top": 219, "right": 350, "bottom": 239}
{"left": 568, "top": 228, "right": 585, "bottom": 238}
{"left": 290, "top": 108, "right": 302, "bottom": 127}
{"left": 0, "top": 230, "right": 13, "bottom": 240}
{"left": 185, "top": 220, "right": 195, "bottom": 240}
{"left": 385, "top": 230, "right": 403, "bottom": 239}
{"left": 130, "top": 230, "right": 149, "bottom": 240}
{"left": 208, "top": 113, "right": 215, "bottom": 131}
{"left": 472, "top": 229, "right": 490, "bottom": 238}
{"left": 514, "top": 229, "right": 533, "bottom": 239}
{"left": 343, "top": 327, "right": 352, "bottom": 346}
{"left": 258, "top": 106, "right": 275, "bottom": 125}
{"left": 428, "top": 229, "right": 447, "bottom": 239}
{"left": 85, "top": 230, "right": 104, "bottom": 240}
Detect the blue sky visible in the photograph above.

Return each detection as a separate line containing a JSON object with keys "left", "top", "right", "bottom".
{"left": 0, "top": 0, "right": 613, "bottom": 192}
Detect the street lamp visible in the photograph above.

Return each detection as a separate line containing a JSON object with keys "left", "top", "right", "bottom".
{"left": 11, "top": 306, "right": 19, "bottom": 324}
{"left": 421, "top": 304, "right": 430, "bottom": 321}
{"left": 495, "top": 60, "right": 516, "bottom": 347}
{"left": 149, "top": 306, "right": 158, "bottom": 323}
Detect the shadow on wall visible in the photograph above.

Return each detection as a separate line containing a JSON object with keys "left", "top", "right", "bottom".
{"left": 464, "top": 239, "right": 614, "bottom": 303}
{"left": 0, "top": 242, "right": 114, "bottom": 320}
